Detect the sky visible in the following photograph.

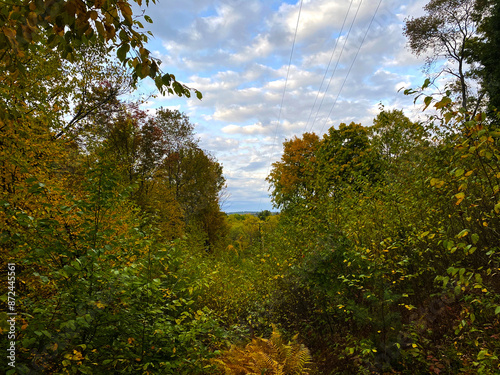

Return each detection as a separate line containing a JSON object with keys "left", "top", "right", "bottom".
{"left": 131, "top": 0, "right": 431, "bottom": 212}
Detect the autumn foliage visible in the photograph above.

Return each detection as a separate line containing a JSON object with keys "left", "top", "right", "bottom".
{"left": 2, "top": 0, "right": 500, "bottom": 374}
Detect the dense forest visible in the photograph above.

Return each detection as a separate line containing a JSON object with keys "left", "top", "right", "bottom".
{"left": 1, "top": 0, "right": 500, "bottom": 374}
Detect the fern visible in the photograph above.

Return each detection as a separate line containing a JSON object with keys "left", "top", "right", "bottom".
{"left": 212, "top": 326, "right": 312, "bottom": 375}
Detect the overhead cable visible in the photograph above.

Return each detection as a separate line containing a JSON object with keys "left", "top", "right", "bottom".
{"left": 302, "top": 0, "right": 356, "bottom": 134}
{"left": 319, "top": 0, "right": 383, "bottom": 135}
{"left": 307, "top": 0, "right": 364, "bottom": 133}
{"left": 258, "top": 0, "right": 304, "bottom": 212}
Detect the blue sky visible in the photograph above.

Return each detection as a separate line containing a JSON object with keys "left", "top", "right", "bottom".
{"left": 131, "top": 0, "right": 430, "bottom": 212}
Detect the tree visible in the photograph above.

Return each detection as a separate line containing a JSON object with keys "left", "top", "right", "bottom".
{"left": 267, "top": 133, "right": 320, "bottom": 211}
{"left": 465, "top": 0, "right": 500, "bottom": 112}
{"left": 84, "top": 102, "right": 226, "bottom": 243}
{"left": 315, "top": 122, "right": 379, "bottom": 199}
{"left": 370, "top": 108, "right": 428, "bottom": 165}
{"left": 403, "top": 0, "right": 489, "bottom": 111}
{"left": 154, "top": 108, "right": 199, "bottom": 152}
{"left": 257, "top": 210, "right": 272, "bottom": 221}
{"left": 56, "top": 43, "right": 134, "bottom": 140}
{"left": 166, "top": 148, "right": 226, "bottom": 246}
{"left": 0, "top": 0, "right": 199, "bottom": 98}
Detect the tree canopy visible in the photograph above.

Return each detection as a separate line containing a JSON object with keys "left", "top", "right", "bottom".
{"left": 0, "top": 0, "right": 200, "bottom": 98}
{"left": 403, "top": 0, "right": 494, "bottom": 112}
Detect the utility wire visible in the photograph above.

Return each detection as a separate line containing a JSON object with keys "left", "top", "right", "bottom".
{"left": 272, "top": 0, "right": 304, "bottom": 144}
{"left": 307, "top": 0, "right": 363, "bottom": 134}
{"left": 302, "top": 0, "right": 355, "bottom": 134}
{"left": 258, "top": 0, "right": 304, "bottom": 212}
{"left": 319, "top": 0, "right": 383, "bottom": 135}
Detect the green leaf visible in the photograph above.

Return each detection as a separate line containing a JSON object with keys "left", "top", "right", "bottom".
{"left": 477, "top": 350, "right": 490, "bottom": 360}
{"left": 495, "top": 306, "right": 500, "bottom": 315}
{"left": 117, "top": 43, "right": 130, "bottom": 61}
{"left": 435, "top": 97, "right": 452, "bottom": 109}
{"left": 119, "top": 29, "right": 128, "bottom": 42}
{"left": 423, "top": 96, "right": 432, "bottom": 110}
{"left": 161, "top": 74, "right": 171, "bottom": 86}
{"left": 144, "top": 15, "right": 153, "bottom": 23}
{"left": 459, "top": 268, "right": 466, "bottom": 278}
{"left": 442, "top": 276, "right": 449, "bottom": 288}
{"left": 443, "top": 240, "right": 454, "bottom": 250}
{"left": 444, "top": 111, "right": 454, "bottom": 124}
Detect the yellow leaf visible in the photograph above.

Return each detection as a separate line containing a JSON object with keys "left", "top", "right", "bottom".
{"left": 117, "top": 1, "right": 133, "bottom": 16}
{"left": 430, "top": 178, "right": 445, "bottom": 188}
{"left": 2, "top": 27, "right": 17, "bottom": 46}
{"left": 27, "top": 12, "right": 38, "bottom": 28}
{"left": 72, "top": 350, "right": 83, "bottom": 360}
{"left": 455, "top": 192, "right": 465, "bottom": 205}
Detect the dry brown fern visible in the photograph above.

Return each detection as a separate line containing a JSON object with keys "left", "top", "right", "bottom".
{"left": 212, "top": 326, "right": 311, "bottom": 375}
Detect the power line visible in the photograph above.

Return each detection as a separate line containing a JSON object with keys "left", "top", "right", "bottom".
{"left": 307, "top": 0, "right": 364, "bottom": 134}
{"left": 275, "top": 0, "right": 304, "bottom": 140}
{"left": 258, "top": 0, "right": 304, "bottom": 212}
{"left": 319, "top": 0, "right": 383, "bottom": 135}
{"left": 302, "top": 0, "right": 356, "bottom": 134}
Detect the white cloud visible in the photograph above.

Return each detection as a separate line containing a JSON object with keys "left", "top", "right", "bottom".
{"left": 221, "top": 122, "right": 271, "bottom": 136}
{"left": 135, "top": 0, "right": 432, "bottom": 211}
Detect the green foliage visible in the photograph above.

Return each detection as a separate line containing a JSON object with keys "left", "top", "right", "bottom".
{"left": 0, "top": 0, "right": 199, "bottom": 97}
{"left": 403, "top": 0, "right": 488, "bottom": 110}
{"left": 465, "top": 0, "right": 500, "bottom": 111}
{"left": 257, "top": 210, "right": 273, "bottom": 221}
{"left": 263, "top": 91, "right": 500, "bottom": 373}
{"left": 0, "top": 15, "right": 225, "bottom": 373}
{"left": 1, "top": 150, "right": 229, "bottom": 374}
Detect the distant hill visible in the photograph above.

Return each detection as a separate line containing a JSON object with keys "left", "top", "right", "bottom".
{"left": 225, "top": 211, "right": 258, "bottom": 215}
{"left": 224, "top": 211, "right": 279, "bottom": 216}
